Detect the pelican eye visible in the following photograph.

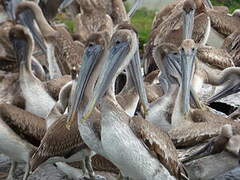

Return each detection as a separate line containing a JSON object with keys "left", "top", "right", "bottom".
{"left": 192, "top": 48, "right": 195, "bottom": 51}
{"left": 88, "top": 42, "right": 94, "bottom": 47}
{"left": 116, "top": 40, "right": 121, "bottom": 45}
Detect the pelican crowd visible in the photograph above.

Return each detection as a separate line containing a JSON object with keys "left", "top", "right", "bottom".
{"left": 0, "top": 0, "right": 240, "bottom": 179}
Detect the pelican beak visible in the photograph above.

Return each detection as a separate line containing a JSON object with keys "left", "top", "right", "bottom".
{"left": 9, "top": 31, "right": 28, "bottom": 64}
{"left": 208, "top": 81, "right": 240, "bottom": 103}
{"left": 17, "top": 11, "right": 47, "bottom": 54}
{"left": 203, "top": 0, "right": 213, "bottom": 9}
{"left": 80, "top": 42, "right": 130, "bottom": 123}
{"left": 2, "top": 0, "right": 18, "bottom": 20}
{"left": 183, "top": 9, "right": 195, "bottom": 39}
{"left": 128, "top": 0, "right": 143, "bottom": 17}
{"left": 16, "top": 10, "right": 47, "bottom": 54}
{"left": 128, "top": 49, "right": 149, "bottom": 116}
{"left": 58, "top": 0, "right": 74, "bottom": 12}
{"left": 66, "top": 44, "right": 102, "bottom": 129}
{"left": 180, "top": 48, "right": 196, "bottom": 114}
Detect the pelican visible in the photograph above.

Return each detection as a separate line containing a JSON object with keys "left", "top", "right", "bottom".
{"left": 167, "top": 39, "right": 240, "bottom": 147}
{"left": 30, "top": 32, "right": 114, "bottom": 180}
{"left": 0, "top": 0, "right": 47, "bottom": 53}
{"left": 9, "top": 24, "right": 57, "bottom": 118}
{"left": 0, "top": 103, "right": 46, "bottom": 180}
{"left": 67, "top": 25, "right": 188, "bottom": 180}
{"left": 16, "top": 1, "right": 83, "bottom": 77}
{"left": 144, "top": 0, "right": 213, "bottom": 75}
{"left": 75, "top": 0, "right": 113, "bottom": 43}
{"left": 0, "top": 20, "right": 45, "bottom": 76}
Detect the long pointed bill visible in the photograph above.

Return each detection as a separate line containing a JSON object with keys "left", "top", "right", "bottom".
{"left": 66, "top": 45, "right": 102, "bottom": 129}
{"left": 208, "top": 81, "right": 240, "bottom": 104}
{"left": 58, "top": 0, "right": 74, "bottom": 11}
{"left": 9, "top": 28, "right": 29, "bottom": 65}
{"left": 128, "top": 0, "right": 143, "bottom": 18}
{"left": 80, "top": 42, "right": 130, "bottom": 123}
{"left": 203, "top": 0, "right": 213, "bottom": 9}
{"left": 183, "top": 9, "right": 195, "bottom": 40}
{"left": 17, "top": 10, "right": 47, "bottom": 54}
{"left": 181, "top": 49, "right": 196, "bottom": 114}
{"left": 2, "top": 0, "right": 20, "bottom": 20}
{"left": 128, "top": 49, "right": 149, "bottom": 116}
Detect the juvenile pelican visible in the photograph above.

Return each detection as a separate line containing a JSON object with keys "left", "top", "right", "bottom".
{"left": 9, "top": 24, "right": 56, "bottom": 118}
{"left": 144, "top": 0, "right": 213, "bottom": 74}
{"left": 16, "top": 1, "right": 83, "bottom": 77}
{"left": 168, "top": 39, "right": 240, "bottom": 147}
{"left": 68, "top": 25, "right": 187, "bottom": 180}
{"left": 29, "top": 33, "right": 117, "bottom": 180}
{"left": 75, "top": 0, "right": 113, "bottom": 43}
{"left": 0, "top": 0, "right": 47, "bottom": 53}
{"left": 0, "top": 103, "right": 46, "bottom": 180}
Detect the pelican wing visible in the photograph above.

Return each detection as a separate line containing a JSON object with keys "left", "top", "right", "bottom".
{"left": 197, "top": 45, "right": 234, "bottom": 70}
{"left": 0, "top": 104, "right": 46, "bottom": 143}
{"left": 129, "top": 115, "right": 187, "bottom": 179}
{"left": 207, "top": 9, "right": 240, "bottom": 37}
{"left": 30, "top": 114, "right": 88, "bottom": 171}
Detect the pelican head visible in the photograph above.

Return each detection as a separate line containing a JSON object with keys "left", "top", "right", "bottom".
{"left": 183, "top": 0, "right": 196, "bottom": 39}
{"left": 66, "top": 31, "right": 110, "bottom": 128}
{"left": 180, "top": 39, "right": 197, "bottom": 114}
{"left": 9, "top": 24, "right": 34, "bottom": 66}
{"left": 78, "top": 25, "right": 148, "bottom": 123}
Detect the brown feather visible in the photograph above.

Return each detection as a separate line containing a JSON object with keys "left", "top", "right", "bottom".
{"left": 44, "top": 75, "right": 71, "bottom": 100}
{"left": 207, "top": 9, "right": 240, "bottom": 37}
{"left": 0, "top": 104, "right": 46, "bottom": 145}
{"left": 130, "top": 115, "right": 187, "bottom": 179}
{"left": 53, "top": 26, "right": 83, "bottom": 75}
{"left": 30, "top": 114, "right": 88, "bottom": 171}
{"left": 197, "top": 45, "right": 234, "bottom": 70}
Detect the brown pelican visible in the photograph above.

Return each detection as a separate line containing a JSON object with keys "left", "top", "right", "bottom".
{"left": 75, "top": 0, "right": 113, "bottom": 43}
{"left": 144, "top": 0, "right": 212, "bottom": 75}
{"left": 9, "top": 24, "right": 56, "bottom": 118}
{"left": 0, "top": 0, "right": 47, "bottom": 53}
{"left": 145, "top": 43, "right": 181, "bottom": 132}
{"left": 16, "top": 1, "right": 83, "bottom": 77}
{"left": 30, "top": 32, "right": 114, "bottom": 180}
{"left": 9, "top": 24, "right": 73, "bottom": 126}
{"left": 167, "top": 39, "right": 240, "bottom": 147}
{"left": 67, "top": 25, "right": 187, "bottom": 180}
{"left": 0, "top": 103, "right": 46, "bottom": 180}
